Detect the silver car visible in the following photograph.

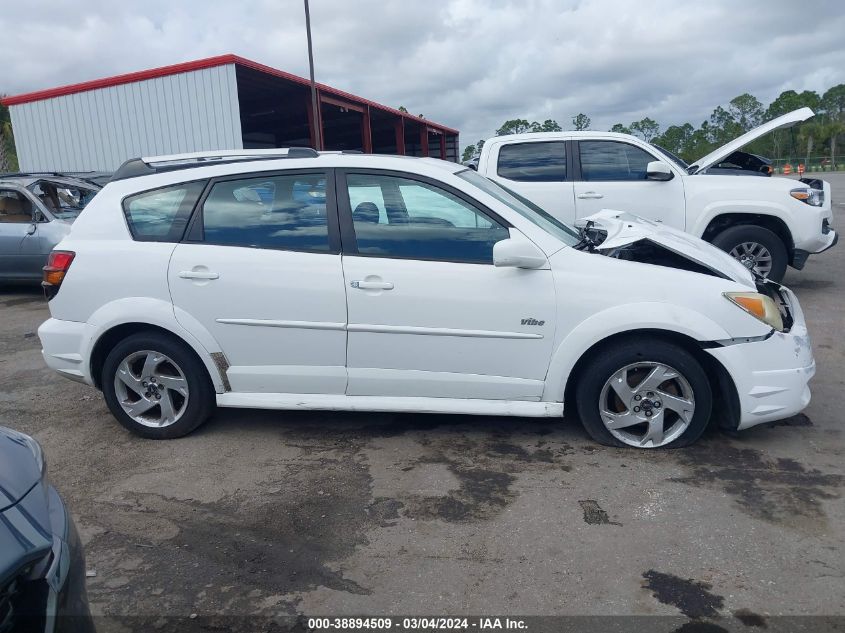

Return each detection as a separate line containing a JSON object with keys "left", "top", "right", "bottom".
{"left": 0, "top": 174, "right": 101, "bottom": 282}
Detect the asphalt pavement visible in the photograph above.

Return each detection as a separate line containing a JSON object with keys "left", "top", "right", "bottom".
{"left": 0, "top": 173, "right": 843, "bottom": 631}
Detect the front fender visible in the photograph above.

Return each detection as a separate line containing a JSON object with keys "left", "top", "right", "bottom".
{"left": 82, "top": 297, "right": 227, "bottom": 392}
{"left": 542, "top": 301, "right": 734, "bottom": 402}
{"left": 689, "top": 200, "right": 796, "bottom": 239}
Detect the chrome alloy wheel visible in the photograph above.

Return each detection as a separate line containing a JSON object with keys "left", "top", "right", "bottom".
{"left": 729, "top": 241, "right": 773, "bottom": 277}
{"left": 598, "top": 362, "right": 695, "bottom": 448}
{"left": 113, "top": 350, "right": 189, "bottom": 428}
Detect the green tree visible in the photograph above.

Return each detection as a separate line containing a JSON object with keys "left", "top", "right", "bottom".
{"left": 610, "top": 123, "right": 631, "bottom": 134}
{"left": 629, "top": 117, "right": 660, "bottom": 142}
{"left": 653, "top": 123, "right": 694, "bottom": 157}
{"left": 571, "top": 113, "right": 591, "bottom": 131}
{"left": 533, "top": 119, "right": 562, "bottom": 132}
{"left": 821, "top": 85, "right": 845, "bottom": 168}
{"left": 496, "top": 119, "right": 534, "bottom": 135}
{"left": 728, "top": 93, "right": 764, "bottom": 132}
{"left": 822, "top": 84, "right": 845, "bottom": 120}
{"left": 707, "top": 105, "right": 740, "bottom": 145}
{"left": 397, "top": 106, "right": 409, "bottom": 113}
{"left": 476, "top": 138, "right": 485, "bottom": 153}
{"left": 0, "top": 101, "right": 17, "bottom": 172}
{"left": 461, "top": 144, "right": 476, "bottom": 162}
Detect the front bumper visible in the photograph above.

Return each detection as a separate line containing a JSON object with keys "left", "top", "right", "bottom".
{"left": 792, "top": 229, "right": 838, "bottom": 270}
{"left": 706, "top": 288, "right": 814, "bottom": 429}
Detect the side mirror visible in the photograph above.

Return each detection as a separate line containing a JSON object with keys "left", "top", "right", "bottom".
{"left": 646, "top": 161, "right": 674, "bottom": 181}
{"left": 26, "top": 223, "right": 37, "bottom": 235}
{"left": 493, "top": 232, "right": 548, "bottom": 269}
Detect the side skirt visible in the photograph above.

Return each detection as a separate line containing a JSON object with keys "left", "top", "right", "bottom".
{"left": 216, "top": 393, "right": 564, "bottom": 417}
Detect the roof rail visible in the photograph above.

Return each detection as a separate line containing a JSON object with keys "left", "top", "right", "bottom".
{"left": 111, "top": 147, "right": 320, "bottom": 182}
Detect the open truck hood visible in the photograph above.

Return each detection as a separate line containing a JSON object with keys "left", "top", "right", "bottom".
{"left": 689, "top": 107, "right": 815, "bottom": 174}
{"left": 575, "top": 210, "right": 756, "bottom": 287}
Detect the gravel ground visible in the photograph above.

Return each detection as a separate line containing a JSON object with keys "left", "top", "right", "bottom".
{"left": 0, "top": 174, "right": 843, "bottom": 632}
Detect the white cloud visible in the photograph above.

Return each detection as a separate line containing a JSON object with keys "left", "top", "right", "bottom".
{"left": 2, "top": 0, "right": 844, "bottom": 151}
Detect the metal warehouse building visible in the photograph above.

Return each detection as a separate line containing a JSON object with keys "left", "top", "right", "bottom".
{"left": 1, "top": 54, "right": 459, "bottom": 172}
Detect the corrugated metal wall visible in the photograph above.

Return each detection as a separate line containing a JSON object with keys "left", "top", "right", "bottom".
{"left": 9, "top": 64, "right": 243, "bottom": 172}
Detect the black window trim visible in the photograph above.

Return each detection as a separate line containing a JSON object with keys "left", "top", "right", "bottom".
{"left": 573, "top": 139, "right": 662, "bottom": 182}
{"left": 182, "top": 168, "right": 342, "bottom": 255}
{"left": 335, "top": 168, "right": 513, "bottom": 265}
{"left": 121, "top": 178, "right": 208, "bottom": 243}
{"left": 494, "top": 139, "right": 572, "bottom": 183}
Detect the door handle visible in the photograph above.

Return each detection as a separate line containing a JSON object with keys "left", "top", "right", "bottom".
{"left": 351, "top": 280, "right": 394, "bottom": 290}
{"left": 179, "top": 270, "right": 219, "bottom": 280}
{"left": 577, "top": 191, "right": 604, "bottom": 199}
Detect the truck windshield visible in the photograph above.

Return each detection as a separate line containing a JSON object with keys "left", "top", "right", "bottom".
{"left": 456, "top": 169, "right": 581, "bottom": 246}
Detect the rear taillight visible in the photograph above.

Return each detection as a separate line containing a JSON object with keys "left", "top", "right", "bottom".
{"left": 42, "top": 250, "right": 75, "bottom": 300}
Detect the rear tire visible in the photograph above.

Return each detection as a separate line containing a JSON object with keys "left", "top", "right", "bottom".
{"left": 102, "top": 332, "right": 215, "bottom": 439}
{"left": 711, "top": 224, "right": 788, "bottom": 282}
{"left": 574, "top": 337, "right": 712, "bottom": 449}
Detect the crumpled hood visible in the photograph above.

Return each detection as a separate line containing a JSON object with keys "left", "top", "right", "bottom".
{"left": 575, "top": 210, "right": 756, "bottom": 288}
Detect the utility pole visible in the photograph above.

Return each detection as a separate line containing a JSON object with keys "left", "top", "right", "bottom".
{"left": 304, "top": 0, "right": 321, "bottom": 150}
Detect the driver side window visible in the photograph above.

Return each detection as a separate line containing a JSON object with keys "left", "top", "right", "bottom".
{"left": 0, "top": 190, "right": 34, "bottom": 223}
{"left": 345, "top": 174, "right": 509, "bottom": 264}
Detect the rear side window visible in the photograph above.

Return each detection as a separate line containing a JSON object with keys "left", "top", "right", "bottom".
{"left": 201, "top": 173, "right": 330, "bottom": 252}
{"left": 497, "top": 142, "right": 567, "bottom": 182}
{"left": 579, "top": 141, "right": 654, "bottom": 181}
{"left": 123, "top": 182, "right": 204, "bottom": 242}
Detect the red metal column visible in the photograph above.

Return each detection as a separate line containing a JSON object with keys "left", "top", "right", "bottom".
{"left": 420, "top": 125, "right": 429, "bottom": 157}
{"left": 395, "top": 119, "right": 405, "bottom": 155}
{"left": 361, "top": 105, "right": 373, "bottom": 153}
{"left": 439, "top": 132, "right": 446, "bottom": 160}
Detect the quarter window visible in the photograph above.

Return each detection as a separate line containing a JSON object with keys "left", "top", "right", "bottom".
{"left": 0, "top": 190, "right": 33, "bottom": 223}
{"left": 201, "top": 173, "right": 330, "bottom": 252}
{"left": 124, "top": 182, "right": 204, "bottom": 242}
{"left": 497, "top": 142, "right": 567, "bottom": 182}
{"left": 579, "top": 141, "right": 655, "bottom": 181}
{"left": 345, "top": 174, "right": 509, "bottom": 263}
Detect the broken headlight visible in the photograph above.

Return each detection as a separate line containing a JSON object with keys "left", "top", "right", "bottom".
{"left": 724, "top": 292, "right": 784, "bottom": 332}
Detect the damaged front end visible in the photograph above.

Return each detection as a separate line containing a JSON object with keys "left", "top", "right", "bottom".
{"left": 574, "top": 210, "right": 795, "bottom": 331}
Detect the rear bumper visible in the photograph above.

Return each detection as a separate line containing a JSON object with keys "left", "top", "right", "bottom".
{"left": 38, "top": 318, "right": 93, "bottom": 386}
{"left": 706, "top": 288, "right": 814, "bottom": 429}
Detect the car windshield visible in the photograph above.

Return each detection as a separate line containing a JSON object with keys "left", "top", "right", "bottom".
{"left": 456, "top": 169, "right": 581, "bottom": 246}
{"left": 650, "top": 144, "right": 689, "bottom": 170}
{"left": 27, "top": 180, "right": 99, "bottom": 219}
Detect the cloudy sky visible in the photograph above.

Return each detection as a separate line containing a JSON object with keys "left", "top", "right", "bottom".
{"left": 2, "top": 0, "right": 845, "bottom": 150}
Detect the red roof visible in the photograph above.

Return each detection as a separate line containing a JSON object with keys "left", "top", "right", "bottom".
{"left": 1, "top": 54, "right": 458, "bottom": 134}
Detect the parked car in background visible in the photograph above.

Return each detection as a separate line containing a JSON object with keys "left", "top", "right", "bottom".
{"left": 0, "top": 174, "right": 100, "bottom": 283}
{"left": 37, "top": 149, "right": 814, "bottom": 449}
{"left": 0, "top": 425, "right": 93, "bottom": 632}
{"left": 477, "top": 107, "right": 837, "bottom": 281}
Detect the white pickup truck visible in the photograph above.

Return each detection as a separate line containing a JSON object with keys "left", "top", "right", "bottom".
{"left": 477, "top": 107, "right": 837, "bottom": 281}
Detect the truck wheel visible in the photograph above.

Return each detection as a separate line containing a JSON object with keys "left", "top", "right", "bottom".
{"left": 575, "top": 337, "right": 712, "bottom": 449}
{"left": 711, "top": 225, "right": 788, "bottom": 282}
{"left": 102, "top": 332, "right": 215, "bottom": 439}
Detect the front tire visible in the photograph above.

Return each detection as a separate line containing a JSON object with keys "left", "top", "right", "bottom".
{"left": 102, "top": 332, "right": 215, "bottom": 439}
{"left": 575, "top": 337, "right": 712, "bottom": 449}
{"left": 711, "top": 224, "right": 788, "bottom": 282}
